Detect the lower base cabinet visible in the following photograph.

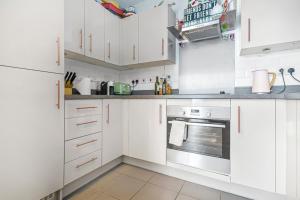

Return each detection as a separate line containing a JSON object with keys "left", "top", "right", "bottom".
{"left": 0, "top": 67, "right": 64, "bottom": 200}
{"left": 231, "top": 100, "right": 276, "bottom": 192}
{"left": 64, "top": 150, "right": 102, "bottom": 185}
{"left": 128, "top": 99, "right": 167, "bottom": 165}
{"left": 102, "top": 99, "right": 123, "bottom": 165}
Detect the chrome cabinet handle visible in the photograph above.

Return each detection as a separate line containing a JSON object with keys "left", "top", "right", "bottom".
{"left": 238, "top": 106, "right": 241, "bottom": 134}
{"left": 76, "top": 157, "right": 97, "bottom": 168}
{"left": 56, "top": 80, "right": 60, "bottom": 109}
{"left": 89, "top": 33, "right": 93, "bottom": 52}
{"left": 56, "top": 37, "right": 61, "bottom": 66}
{"left": 80, "top": 29, "right": 83, "bottom": 49}
{"left": 106, "top": 104, "right": 110, "bottom": 124}
{"left": 76, "top": 106, "right": 97, "bottom": 110}
{"left": 76, "top": 121, "right": 97, "bottom": 126}
{"left": 162, "top": 38, "right": 165, "bottom": 56}
{"left": 76, "top": 139, "right": 98, "bottom": 147}
{"left": 159, "top": 104, "right": 163, "bottom": 124}
{"left": 248, "top": 18, "right": 251, "bottom": 42}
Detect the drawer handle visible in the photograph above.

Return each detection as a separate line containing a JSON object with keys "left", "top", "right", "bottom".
{"left": 76, "top": 157, "right": 98, "bottom": 168}
{"left": 76, "top": 106, "right": 97, "bottom": 110}
{"left": 76, "top": 120, "right": 97, "bottom": 126}
{"left": 76, "top": 139, "right": 98, "bottom": 147}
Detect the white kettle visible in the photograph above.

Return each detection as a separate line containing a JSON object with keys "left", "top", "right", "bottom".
{"left": 252, "top": 69, "right": 276, "bottom": 94}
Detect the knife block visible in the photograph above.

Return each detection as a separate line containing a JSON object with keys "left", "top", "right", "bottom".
{"left": 65, "top": 87, "right": 73, "bottom": 96}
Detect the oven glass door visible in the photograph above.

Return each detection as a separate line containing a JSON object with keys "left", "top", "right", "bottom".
{"left": 167, "top": 118, "right": 230, "bottom": 159}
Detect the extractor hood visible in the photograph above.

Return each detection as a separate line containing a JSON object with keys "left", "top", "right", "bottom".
{"left": 168, "top": 10, "right": 236, "bottom": 43}
{"left": 181, "top": 19, "right": 221, "bottom": 42}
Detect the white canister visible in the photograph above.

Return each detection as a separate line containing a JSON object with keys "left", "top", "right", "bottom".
{"left": 76, "top": 77, "right": 91, "bottom": 95}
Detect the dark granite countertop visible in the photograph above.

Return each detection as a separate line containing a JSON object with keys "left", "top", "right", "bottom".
{"left": 65, "top": 93, "right": 300, "bottom": 100}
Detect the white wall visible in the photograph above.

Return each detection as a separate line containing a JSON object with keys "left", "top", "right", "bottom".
{"left": 65, "top": 59, "right": 120, "bottom": 90}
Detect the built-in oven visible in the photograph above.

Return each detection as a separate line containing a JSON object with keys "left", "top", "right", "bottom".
{"left": 167, "top": 105, "right": 231, "bottom": 175}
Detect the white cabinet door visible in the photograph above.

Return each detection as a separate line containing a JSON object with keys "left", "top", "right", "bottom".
{"left": 65, "top": 0, "right": 85, "bottom": 55}
{"left": 105, "top": 10, "right": 120, "bottom": 65}
{"left": 128, "top": 100, "right": 167, "bottom": 165}
{"left": 120, "top": 15, "right": 139, "bottom": 66}
{"left": 241, "top": 0, "right": 300, "bottom": 55}
{"left": 0, "top": 67, "right": 64, "bottom": 200}
{"left": 85, "top": 0, "right": 105, "bottom": 60}
{"left": 0, "top": 0, "right": 64, "bottom": 74}
{"left": 231, "top": 100, "right": 276, "bottom": 192}
{"left": 102, "top": 99, "right": 123, "bottom": 165}
{"left": 139, "top": 5, "right": 168, "bottom": 63}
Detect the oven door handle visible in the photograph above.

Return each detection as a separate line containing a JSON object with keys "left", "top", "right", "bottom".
{"left": 185, "top": 122, "right": 226, "bottom": 128}
{"left": 168, "top": 121, "right": 225, "bottom": 128}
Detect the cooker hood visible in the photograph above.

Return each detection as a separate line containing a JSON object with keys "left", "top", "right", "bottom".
{"left": 168, "top": 10, "right": 236, "bottom": 43}
{"left": 181, "top": 20, "right": 221, "bottom": 42}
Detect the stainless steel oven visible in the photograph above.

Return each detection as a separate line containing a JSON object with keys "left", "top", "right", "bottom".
{"left": 167, "top": 105, "right": 230, "bottom": 175}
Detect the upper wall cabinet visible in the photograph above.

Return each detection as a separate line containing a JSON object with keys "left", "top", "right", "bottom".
{"left": 120, "top": 15, "right": 139, "bottom": 66}
{"left": 65, "top": 0, "right": 85, "bottom": 55}
{"left": 105, "top": 9, "right": 120, "bottom": 66}
{"left": 139, "top": 4, "right": 176, "bottom": 66}
{"left": 85, "top": 0, "right": 105, "bottom": 61}
{"left": 0, "top": 0, "right": 64, "bottom": 74}
{"left": 240, "top": 0, "right": 300, "bottom": 55}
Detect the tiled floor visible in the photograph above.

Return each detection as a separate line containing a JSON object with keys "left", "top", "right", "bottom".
{"left": 67, "top": 164, "right": 249, "bottom": 200}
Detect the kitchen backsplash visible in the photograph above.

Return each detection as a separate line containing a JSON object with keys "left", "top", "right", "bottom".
{"left": 65, "top": 59, "right": 120, "bottom": 90}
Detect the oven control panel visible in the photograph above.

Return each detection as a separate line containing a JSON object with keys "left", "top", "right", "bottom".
{"left": 167, "top": 106, "right": 230, "bottom": 120}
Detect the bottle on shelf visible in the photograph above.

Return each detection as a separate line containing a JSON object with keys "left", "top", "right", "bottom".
{"left": 162, "top": 78, "right": 167, "bottom": 95}
{"left": 159, "top": 78, "right": 163, "bottom": 95}
{"left": 155, "top": 76, "right": 160, "bottom": 95}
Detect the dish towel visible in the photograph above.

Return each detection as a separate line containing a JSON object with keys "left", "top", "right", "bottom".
{"left": 169, "top": 121, "right": 186, "bottom": 146}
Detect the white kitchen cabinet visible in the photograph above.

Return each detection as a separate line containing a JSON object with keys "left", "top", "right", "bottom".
{"left": 139, "top": 4, "right": 176, "bottom": 65}
{"left": 276, "top": 100, "right": 298, "bottom": 197}
{"left": 128, "top": 100, "right": 167, "bottom": 165}
{"left": 85, "top": 0, "right": 105, "bottom": 60}
{"left": 120, "top": 15, "right": 139, "bottom": 66}
{"left": 0, "top": 0, "right": 64, "bottom": 74}
{"left": 102, "top": 100, "right": 123, "bottom": 165}
{"left": 0, "top": 66, "right": 64, "bottom": 200}
{"left": 65, "top": 0, "right": 85, "bottom": 55}
{"left": 240, "top": 0, "right": 300, "bottom": 55}
{"left": 105, "top": 10, "right": 120, "bottom": 65}
{"left": 231, "top": 100, "right": 276, "bottom": 192}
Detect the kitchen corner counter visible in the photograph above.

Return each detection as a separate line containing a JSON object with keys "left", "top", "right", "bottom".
{"left": 65, "top": 93, "right": 300, "bottom": 100}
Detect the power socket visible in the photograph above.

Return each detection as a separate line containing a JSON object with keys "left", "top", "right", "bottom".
{"left": 288, "top": 68, "right": 295, "bottom": 75}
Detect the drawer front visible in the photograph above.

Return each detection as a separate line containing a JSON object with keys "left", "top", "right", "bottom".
{"left": 65, "top": 133, "right": 102, "bottom": 163}
{"left": 64, "top": 150, "right": 102, "bottom": 185}
{"left": 66, "top": 100, "right": 102, "bottom": 118}
{"left": 65, "top": 115, "right": 102, "bottom": 140}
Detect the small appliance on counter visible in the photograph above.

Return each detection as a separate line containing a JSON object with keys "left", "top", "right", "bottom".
{"left": 100, "top": 81, "right": 108, "bottom": 95}
{"left": 114, "top": 82, "right": 131, "bottom": 95}
{"left": 76, "top": 77, "right": 91, "bottom": 95}
{"left": 107, "top": 81, "right": 114, "bottom": 96}
{"left": 252, "top": 69, "right": 276, "bottom": 94}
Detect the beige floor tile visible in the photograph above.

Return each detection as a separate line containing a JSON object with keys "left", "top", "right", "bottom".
{"left": 87, "top": 170, "right": 121, "bottom": 193}
{"left": 149, "top": 173, "right": 185, "bottom": 192}
{"left": 115, "top": 164, "right": 155, "bottom": 181}
{"left": 180, "top": 182, "right": 221, "bottom": 200}
{"left": 176, "top": 195, "right": 199, "bottom": 200}
{"left": 70, "top": 187, "right": 102, "bottom": 200}
{"left": 103, "top": 174, "right": 145, "bottom": 200}
{"left": 132, "top": 183, "right": 178, "bottom": 200}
